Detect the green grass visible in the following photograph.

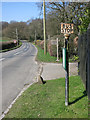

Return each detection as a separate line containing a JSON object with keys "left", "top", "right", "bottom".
{"left": 4, "top": 76, "right": 88, "bottom": 118}
{"left": 35, "top": 45, "right": 77, "bottom": 63}
{"left": 36, "top": 45, "right": 62, "bottom": 63}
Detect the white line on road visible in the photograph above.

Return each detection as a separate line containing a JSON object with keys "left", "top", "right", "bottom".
{"left": 0, "top": 58, "right": 5, "bottom": 62}
{"left": 14, "top": 52, "right": 22, "bottom": 55}
{"left": 23, "top": 49, "right": 27, "bottom": 51}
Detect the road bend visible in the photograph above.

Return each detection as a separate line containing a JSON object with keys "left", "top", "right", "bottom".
{"left": 0, "top": 41, "right": 38, "bottom": 113}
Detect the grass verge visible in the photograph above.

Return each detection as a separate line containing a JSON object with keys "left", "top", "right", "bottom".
{"left": 0, "top": 41, "right": 22, "bottom": 53}
{"left": 4, "top": 76, "right": 88, "bottom": 118}
{"left": 35, "top": 45, "right": 77, "bottom": 63}
{"left": 36, "top": 45, "right": 62, "bottom": 63}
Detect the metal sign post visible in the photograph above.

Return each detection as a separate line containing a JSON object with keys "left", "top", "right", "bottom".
{"left": 61, "top": 23, "right": 74, "bottom": 106}
{"left": 64, "top": 34, "right": 69, "bottom": 106}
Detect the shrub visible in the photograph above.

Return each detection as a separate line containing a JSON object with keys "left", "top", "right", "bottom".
{"left": 0, "top": 40, "right": 18, "bottom": 50}
{"left": 35, "top": 40, "right": 42, "bottom": 46}
{"left": 40, "top": 40, "right": 44, "bottom": 49}
{"left": 71, "top": 55, "right": 79, "bottom": 62}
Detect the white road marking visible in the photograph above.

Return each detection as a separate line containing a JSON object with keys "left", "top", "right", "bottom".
{"left": 24, "top": 49, "right": 27, "bottom": 51}
{"left": 0, "top": 58, "right": 5, "bottom": 62}
{"left": 14, "top": 51, "right": 22, "bottom": 55}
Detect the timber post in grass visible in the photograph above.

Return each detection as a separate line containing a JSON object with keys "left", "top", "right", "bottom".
{"left": 43, "top": 0, "right": 46, "bottom": 55}
{"left": 56, "top": 38, "right": 59, "bottom": 62}
{"left": 61, "top": 23, "right": 74, "bottom": 106}
{"left": 16, "top": 28, "right": 18, "bottom": 46}
{"left": 35, "top": 30, "right": 36, "bottom": 44}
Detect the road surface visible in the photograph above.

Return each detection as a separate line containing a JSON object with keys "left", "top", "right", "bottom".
{"left": 0, "top": 41, "right": 38, "bottom": 113}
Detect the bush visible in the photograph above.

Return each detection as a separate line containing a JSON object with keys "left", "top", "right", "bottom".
{"left": 47, "top": 43, "right": 57, "bottom": 57}
{"left": 35, "top": 40, "right": 42, "bottom": 46}
{"left": 71, "top": 55, "right": 79, "bottom": 62}
{"left": 40, "top": 40, "right": 44, "bottom": 49}
{"left": 35, "top": 35, "right": 64, "bottom": 57}
{"left": 35, "top": 33, "right": 78, "bottom": 59}
{"left": 0, "top": 40, "right": 18, "bottom": 50}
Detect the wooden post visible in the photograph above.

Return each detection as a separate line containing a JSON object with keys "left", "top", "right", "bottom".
{"left": 43, "top": 0, "right": 46, "bottom": 55}
{"left": 56, "top": 38, "right": 59, "bottom": 61}
{"left": 16, "top": 28, "right": 18, "bottom": 45}
{"left": 35, "top": 30, "right": 36, "bottom": 44}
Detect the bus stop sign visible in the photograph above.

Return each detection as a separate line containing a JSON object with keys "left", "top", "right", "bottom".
{"left": 61, "top": 23, "right": 74, "bottom": 34}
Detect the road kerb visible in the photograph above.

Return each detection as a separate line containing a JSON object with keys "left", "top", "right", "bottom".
{"left": 0, "top": 80, "right": 37, "bottom": 120}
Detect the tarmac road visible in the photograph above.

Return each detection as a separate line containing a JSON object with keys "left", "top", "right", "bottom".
{"left": 0, "top": 41, "right": 38, "bottom": 113}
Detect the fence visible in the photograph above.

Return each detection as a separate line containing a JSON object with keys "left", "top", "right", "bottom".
{"left": 78, "top": 24, "right": 90, "bottom": 99}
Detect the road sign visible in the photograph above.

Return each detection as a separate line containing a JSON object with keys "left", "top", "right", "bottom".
{"left": 62, "top": 48, "right": 66, "bottom": 70}
{"left": 14, "top": 40, "right": 17, "bottom": 43}
{"left": 61, "top": 23, "right": 74, "bottom": 106}
{"left": 61, "top": 23, "right": 74, "bottom": 34}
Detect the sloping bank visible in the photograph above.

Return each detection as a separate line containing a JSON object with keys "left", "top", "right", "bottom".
{"left": 3, "top": 76, "right": 88, "bottom": 118}
{"left": 0, "top": 40, "right": 22, "bottom": 53}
